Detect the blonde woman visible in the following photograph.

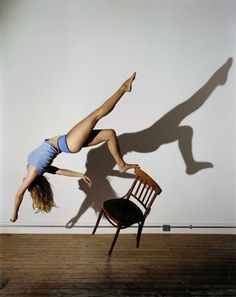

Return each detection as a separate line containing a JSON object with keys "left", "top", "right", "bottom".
{"left": 11, "top": 73, "right": 139, "bottom": 222}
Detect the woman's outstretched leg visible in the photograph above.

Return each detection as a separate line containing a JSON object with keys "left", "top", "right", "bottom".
{"left": 66, "top": 73, "right": 136, "bottom": 153}
{"left": 86, "top": 129, "right": 139, "bottom": 173}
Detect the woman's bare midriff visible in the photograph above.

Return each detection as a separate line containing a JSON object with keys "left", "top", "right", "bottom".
{"left": 48, "top": 135, "right": 61, "bottom": 150}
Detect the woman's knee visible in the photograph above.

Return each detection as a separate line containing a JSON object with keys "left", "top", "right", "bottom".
{"left": 90, "top": 105, "right": 107, "bottom": 122}
{"left": 88, "top": 109, "right": 102, "bottom": 123}
{"left": 108, "top": 129, "right": 116, "bottom": 138}
{"left": 103, "top": 129, "right": 117, "bottom": 141}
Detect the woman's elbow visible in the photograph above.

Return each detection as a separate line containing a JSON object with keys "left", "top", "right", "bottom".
{"left": 55, "top": 169, "right": 65, "bottom": 175}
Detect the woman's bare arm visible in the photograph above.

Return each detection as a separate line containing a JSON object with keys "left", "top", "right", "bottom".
{"left": 11, "top": 167, "right": 38, "bottom": 222}
{"left": 47, "top": 166, "right": 92, "bottom": 187}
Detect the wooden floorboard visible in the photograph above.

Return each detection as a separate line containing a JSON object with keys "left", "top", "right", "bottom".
{"left": 0, "top": 234, "right": 235, "bottom": 297}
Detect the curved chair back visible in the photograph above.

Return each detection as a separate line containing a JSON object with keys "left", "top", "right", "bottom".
{"left": 126, "top": 167, "right": 162, "bottom": 216}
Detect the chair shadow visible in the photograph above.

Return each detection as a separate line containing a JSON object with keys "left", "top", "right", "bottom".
{"left": 65, "top": 57, "right": 233, "bottom": 228}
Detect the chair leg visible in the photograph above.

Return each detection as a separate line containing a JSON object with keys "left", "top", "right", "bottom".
{"left": 108, "top": 225, "right": 121, "bottom": 256}
{"left": 92, "top": 209, "right": 104, "bottom": 235}
{"left": 136, "top": 221, "right": 144, "bottom": 248}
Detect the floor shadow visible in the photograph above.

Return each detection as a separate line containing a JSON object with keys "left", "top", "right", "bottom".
{"left": 66, "top": 57, "right": 233, "bottom": 228}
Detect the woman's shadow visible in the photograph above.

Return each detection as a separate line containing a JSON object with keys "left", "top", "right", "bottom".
{"left": 66, "top": 57, "right": 233, "bottom": 228}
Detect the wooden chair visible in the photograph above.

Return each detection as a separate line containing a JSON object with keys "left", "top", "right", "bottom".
{"left": 92, "top": 167, "right": 162, "bottom": 255}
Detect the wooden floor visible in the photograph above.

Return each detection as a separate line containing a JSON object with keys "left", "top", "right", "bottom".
{"left": 0, "top": 234, "right": 235, "bottom": 297}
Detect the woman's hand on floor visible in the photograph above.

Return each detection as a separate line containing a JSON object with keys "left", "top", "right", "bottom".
{"left": 10, "top": 212, "right": 18, "bottom": 223}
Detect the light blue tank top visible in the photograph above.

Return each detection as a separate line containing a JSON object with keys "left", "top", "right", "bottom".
{"left": 27, "top": 140, "right": 61, "bottom": 175}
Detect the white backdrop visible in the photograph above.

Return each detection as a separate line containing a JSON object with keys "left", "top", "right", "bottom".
{"left": 1, "top": 0, "right": 235, "bottom": 234}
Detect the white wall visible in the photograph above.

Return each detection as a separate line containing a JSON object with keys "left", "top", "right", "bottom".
{"left": 1, "top": 0, "right": 235, "bottom": 234}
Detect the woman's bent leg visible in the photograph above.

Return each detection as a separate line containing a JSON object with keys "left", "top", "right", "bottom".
{"left": 86, "top": 129, "right": 139, "bottom": 173}
{"left": 66, "top": 73, "right": 136, "bottom": 153}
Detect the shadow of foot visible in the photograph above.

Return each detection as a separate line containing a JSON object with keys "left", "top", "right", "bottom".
{"left": 212, "top": 57, "right": 233, "bottom": 85}
{"left": 186, "top": 161, "right": 214, "bottom": 175}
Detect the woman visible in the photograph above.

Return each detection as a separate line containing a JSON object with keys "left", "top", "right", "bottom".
{"left": 10, "top": 73, "right": 139, "bottom": 222}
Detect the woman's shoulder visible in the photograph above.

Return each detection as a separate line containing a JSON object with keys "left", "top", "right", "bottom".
{"left": 27, "top": 165, "right": 38, "bottom": 175}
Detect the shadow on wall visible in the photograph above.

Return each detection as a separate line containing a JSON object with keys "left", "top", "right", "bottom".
{"left": 66, "top": 57, "right": 233, "bottom": 228}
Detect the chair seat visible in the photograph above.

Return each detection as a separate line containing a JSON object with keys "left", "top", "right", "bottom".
{"left": 103, "top": 198, "right": 144, "bottom": 226}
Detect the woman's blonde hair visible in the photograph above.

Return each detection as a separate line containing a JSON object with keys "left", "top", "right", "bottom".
{"left": 28, "top": 176, "right": 56, "bottom": 213}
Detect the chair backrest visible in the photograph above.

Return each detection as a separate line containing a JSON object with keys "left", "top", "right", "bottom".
{"left": 126, "top": 168, "right": 162, "bottom": 216}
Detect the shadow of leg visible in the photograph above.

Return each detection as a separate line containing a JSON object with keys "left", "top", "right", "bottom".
{"left": 177, "top": 125, "right": 213, "bottom": 174}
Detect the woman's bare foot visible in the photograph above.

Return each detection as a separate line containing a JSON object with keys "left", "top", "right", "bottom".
{"left": 118, "top": 163, "right": 139, "bottom": 173}
{"left": 123, "top": 72, "right": 136, "bottom": 92}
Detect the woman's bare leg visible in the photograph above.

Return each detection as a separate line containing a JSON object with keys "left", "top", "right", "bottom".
{"left": 66, "top": 73, "right": 136, "bottom": 153}
{"left": 86, "top": 129, "right": 139, "bottom": 173}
